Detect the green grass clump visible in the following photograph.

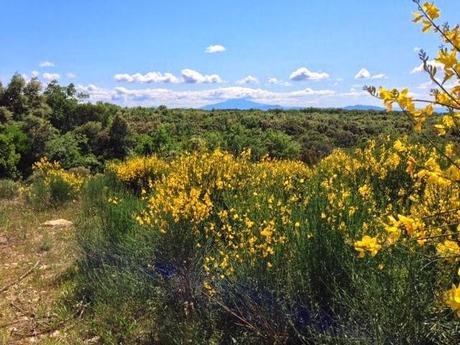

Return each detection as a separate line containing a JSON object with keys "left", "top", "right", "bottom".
{"left": 0, "top": 179, "right": 19, "bottom": 199}
{"left": 27, "top": 175, "right": 76, "bottom": 209}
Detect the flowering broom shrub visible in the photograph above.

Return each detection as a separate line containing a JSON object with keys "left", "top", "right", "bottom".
{"left": 75, "top": 137, "right": 457, "bottom": 343}
{"left": 27, "top": 157, "right": 86, "bottom": 208}
{"left": 367, "top": 0, "right": 460, "bottom": 320}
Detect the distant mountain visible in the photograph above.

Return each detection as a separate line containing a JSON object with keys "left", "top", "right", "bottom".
{"left": 343, "top": 105, "right": 385, "bottom": 111}
{"left": 201, "top": 100, "right": 388, "bottom": 112}
{"left": 201, "top": 98, "right": 283, "bottom": 111}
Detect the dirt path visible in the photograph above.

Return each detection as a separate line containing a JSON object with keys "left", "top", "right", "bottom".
{"left": 0, "top": 198, "right": 81, "bottom": 344}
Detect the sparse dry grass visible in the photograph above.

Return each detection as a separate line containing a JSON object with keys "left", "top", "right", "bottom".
{"left": 0, "top": 195, "right": 83, "bottom": 344}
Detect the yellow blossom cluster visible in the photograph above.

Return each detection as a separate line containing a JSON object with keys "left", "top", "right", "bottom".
{"left": 108, "top": 155, "right": 169, "bottom": 188}
{"left": 32, "top": 157, "right": 84, "bottom": 192}
{"left": 367, "top": 1, "right": 460, "bottom": 318}
{"left": 445, "top": 277, "right": 460, "bottom": 318}
{"left": 354, "top": 235, "right": 381, "bottom": 258}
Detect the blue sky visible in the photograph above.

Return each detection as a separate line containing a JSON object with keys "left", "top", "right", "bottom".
{"left": 1, "top": 0, "right": 459, "bottom": 108}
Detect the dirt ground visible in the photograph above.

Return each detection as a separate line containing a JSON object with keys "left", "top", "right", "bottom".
{"left": 0, "top": 197, "right": 84, "bottom": 344}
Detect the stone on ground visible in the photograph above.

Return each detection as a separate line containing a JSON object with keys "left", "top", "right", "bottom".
{"left": 42, "top": 219, "right": 73, "bottom": 228}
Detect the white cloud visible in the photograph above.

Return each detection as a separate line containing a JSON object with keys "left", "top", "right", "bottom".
{"left": 354, "top": 68, "right": 387, "bottom": 80}
{"left": 31, "top": 71, "right": 39, "bottom": 78}
{"left": 417, "top": 81, "right": 434, "bottom": 89}
{"left": 410, "top": 60, "right": 444, "bottom": 74}
{"left": 39, "top": 61, "right": 55, "bottom": 68}
{"left": 77, "top": 84, "right": 114, "bottom": 102}
{"left": 268, "top": 78, "right": 290, "bottom": 86}
{"left": 236, "top": 75, "right": 259, "bottom": 84}
{"left": 42, "top": 72, "right": 60, "bottom": 81}
{"left": 114, "top": 69, "right": 222, "bottom": 84}
{"left": 355, "top": 68, "right": 371, "bottom": 79}
{"left": 205, "top": 44, "right": 226, "bottom": 53}
{"left": 340, "top": 87, "right": 369, "bottom": 97}
{"left": 181, "top": 69, "right": 223, "bottom": 84}
{"left": 114, "top": 71, "right": 180, "bottom": 83}
{"left": 66, "top": 72, "right": 76, "bottom": 79}
{"left": 289, "top": 67, "right": 329, "bottom": 81}
{"left": 77, "top": 85, "right": 336, "bottom": 108}
{"left": 370, "top": 73, "right": 387, "bottom": 80}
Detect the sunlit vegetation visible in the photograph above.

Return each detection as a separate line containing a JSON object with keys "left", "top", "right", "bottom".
{"left": 0, "top": 1, "right": 459, "bottom": 344}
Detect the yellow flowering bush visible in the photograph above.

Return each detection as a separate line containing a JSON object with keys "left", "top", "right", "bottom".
{"left": 108, "top": 134, "right": 457, "bottom": 322}
{"left": 28, "top": 157, "right": 85, "bottom": 208}
{"left": 96, "top": 132, "right": 458, "bottom": 341}
{"left": 33, "top": 157, "right": 84, "bottom": 191}
{"left": 108, "top": 155, "right": 169, "bottom": 190}
{"left": 366, "top": 0, "right": 460, "bottom": 318}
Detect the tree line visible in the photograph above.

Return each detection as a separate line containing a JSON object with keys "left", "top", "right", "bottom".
{"left": 1, "top": 73, "right": 422, "bottom": 180}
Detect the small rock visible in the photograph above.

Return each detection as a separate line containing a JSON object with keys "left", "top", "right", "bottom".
{"left": 85, "top": 336, "right": 101, "bottom": 344}
{"left": 42, "top": 219, "right": 73, "bottom": 228}
{"left": 51, "top": 330, "right": 61, "bottom": 338}
{"left": 0, "top": 235, "right": 7, "bottom": 245}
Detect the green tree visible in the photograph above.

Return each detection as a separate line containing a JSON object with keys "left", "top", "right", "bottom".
{"left": 0, "top": 133, "right": 19, "bottom": 178}
{"left": 44, "top": 81, "right": 78, "bottom": 131}
{"left": 24, "top": 77, "right": 43, "bottom": 109}
{"left": 108, "top": 114, "right": 131, "bottom": 159}
{"left": 44, "top": 132, "right": 87, "bottom": 169}
{"left": 1, "top": 124, "right": 30, "bottom": 175}
{"left": 0, "top": 106, "right": 12, "bottom": 123}
{"left": 2, "top": 73, "right": 27, "bottom": 120}
{"left": 21, "top": 115, "right": 58, "bottom": 166}
{"left": 264, "top": 129, "right": 301, "bottom": 159}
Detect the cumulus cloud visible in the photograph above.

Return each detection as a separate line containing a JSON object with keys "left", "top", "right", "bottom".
{"left": 66, "top": 72, "right": 76, "bottom": 78}
{"left": 355, "top": 68, "right": 371, "bottom": 79}
{"left": 354, "top": 68, "right": 387, "bottom": 80}
{"left": 205, "top": 44, "right": 226, "bottom": 53}
{"left": 236, "top": 75, "right": 259, "bottom": 84}
{"left": 268, "top": 78, "right": 290, "bottom": 86}
{"left": 114, "top": 69, "right": 223, "bottom": 84}
{"left": 181, "top": 69, "right": 223, "bottom": 84}
{"left": 410, "top": 60, "right": 444, "bottom": 74}
{"left": 42, "top": 72, "right": 60, "bottom": 81}
{"left": 114, "top": 72, "right": 180, "bottom": 83}
{"left": 39, "top": 61, "right": 55, "bottom": 68}
{"left": 289, "top": 67, "right": 330, "bottom": 81}
{"left": 77, "top": 85, "right": 336, "bottom": 108}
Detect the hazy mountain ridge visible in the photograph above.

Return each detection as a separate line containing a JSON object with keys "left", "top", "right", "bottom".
{"left": 201, "top": 99, "right": 385, "bottom": 111}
